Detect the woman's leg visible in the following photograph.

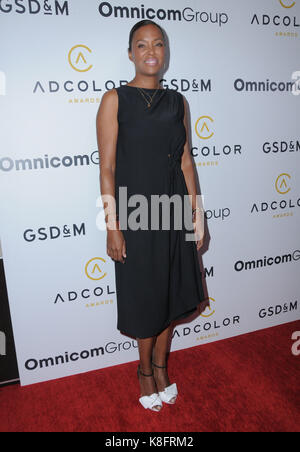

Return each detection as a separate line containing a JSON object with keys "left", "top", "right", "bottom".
{"left": 152, "top": 324, "right": 172, "bottom": 367}
{"left": 137, "top": 336, "right": 162, "bottom": 410}
{"left": 152, "top": 325, "right": 176, "bottom": 402}
{"left": 137, "top": 336, "right": 155, "bottom": 376}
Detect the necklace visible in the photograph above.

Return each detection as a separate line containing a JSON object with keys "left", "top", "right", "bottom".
{"left": 136, "top": 85, "right": 161, "bottom": 108}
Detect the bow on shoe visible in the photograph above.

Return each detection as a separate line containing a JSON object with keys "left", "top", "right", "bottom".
{"left": 159, "top": 383, "right": 178, "bottom": 404}
{"left": 139, "top": 393, "right": 163, "bottom": 411}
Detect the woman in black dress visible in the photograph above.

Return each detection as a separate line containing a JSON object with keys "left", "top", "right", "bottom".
{"left": 97, "top": 20, "right": 205, "bottom": 412}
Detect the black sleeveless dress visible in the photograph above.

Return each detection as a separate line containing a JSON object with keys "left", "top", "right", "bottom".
{"left": 113, "top": 84, "right": 205, "bottom": 339}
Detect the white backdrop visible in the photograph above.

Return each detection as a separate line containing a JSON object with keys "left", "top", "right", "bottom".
{"left": 0, "top": 0, "right": 299, "bottom": 386}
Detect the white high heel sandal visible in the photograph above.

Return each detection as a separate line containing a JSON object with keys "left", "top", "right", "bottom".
{"left": 137, "top": 365, "right": 163, "bottom": 412}
{"left": 152, "top": 361, "right": 178, "bottom": 404}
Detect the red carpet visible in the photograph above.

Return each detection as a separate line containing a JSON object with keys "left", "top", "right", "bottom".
{"left": 0, "top": 320, "right": 299, "bottom": 432}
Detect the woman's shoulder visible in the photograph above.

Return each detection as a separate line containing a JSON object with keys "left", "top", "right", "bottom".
{"left": 167, "top": 88, "right": 185, "bottom": 102}
{"left": 100, "top": 87, "right": 119, "bottom": 106}
{"left": 97, "top": 88, "right": 118, "bottom": 118}
{"left": 103, "top": 87, "right": 119, "bottom": 97}
{"left": 167, "top": 87, "right": 182, "bottom": 95}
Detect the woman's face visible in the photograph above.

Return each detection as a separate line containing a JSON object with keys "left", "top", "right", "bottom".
{"left": 129, "top": 24, "right": 165, "bottom": 75}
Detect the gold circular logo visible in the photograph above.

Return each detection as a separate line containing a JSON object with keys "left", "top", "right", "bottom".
{"left": 195, "top": 116, "right": 214, "bottom": 140}
{"left": 85, "top": 257, "right": 107, "bottom": 281}
{"left": 201, "top": 297, "right": 216, "bottom": 318}
{"left": 68, "top": 45, "right": 93, "bottom": 73}
{"left": 275, "top": 173, "right": 291, "bottom": 195}
{"left": 279, "top": 0, "right": 295, "bottom": 8}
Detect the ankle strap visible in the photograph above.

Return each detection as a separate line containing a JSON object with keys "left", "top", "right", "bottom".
{"left": 152, "top": 361, "right": 167, "bottom": 369}
{"left": 138, "top": 365, "right": 154, "bottom": 377}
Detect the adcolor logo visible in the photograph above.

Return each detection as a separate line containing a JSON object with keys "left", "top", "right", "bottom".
{"left": 195, "top": 116, "right": 214, "bottom": 140}
{"left": 279, "top": 0, "right": 296, "bottom": 8}
{"left": 192, "top": 114, "right": 242, "bottom": 163}
{"left": 200, "top": 297, "right": 216, "bottom": 317}
{"left": 85, "top": 257, "right": 107, "bottom": 281}
{"left": 275, "top": 173, "right": 291, "bottom": 194}
{"left": 53, "top": 257, "right": 114, "bottom": 309}
{"left": 250, "top": 0, "right": 299, "bottom": 30}
{"left": 172, "top": 297, "right": 241, "bottom": 343}
{"left": 68, "top": 45, "right": 93, "bottom": 73}
{"left": 251, "top": 173, "right": 300, "bottom": 216}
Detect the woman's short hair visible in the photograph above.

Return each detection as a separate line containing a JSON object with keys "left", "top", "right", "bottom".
{"left": 128, "top": 20, "right": 166, "bottom": 52}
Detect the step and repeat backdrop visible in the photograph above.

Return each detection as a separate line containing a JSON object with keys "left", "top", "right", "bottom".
{"left": 0, "top": 0, "right": 299, "bottom": 386}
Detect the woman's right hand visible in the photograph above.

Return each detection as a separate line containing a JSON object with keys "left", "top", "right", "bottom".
{"left": 107, "top": 229, "right": 127, "bottom": 263}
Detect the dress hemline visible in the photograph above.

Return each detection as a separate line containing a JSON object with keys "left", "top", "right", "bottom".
{"left": 117, "top": 305, "right": 198, "bottom": 339}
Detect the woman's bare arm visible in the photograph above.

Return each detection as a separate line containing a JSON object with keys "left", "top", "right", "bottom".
{"left": 96, "top": 89, "right": 126, "bottom": 262}
{"left": 180, "top": 95, "right": 204, "bottom": 248}
{"left": 181, "top": 95, "right": 202, "bottom": 212}
{"left": 96, "top": 89, "right": 119, "bottom": 227}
